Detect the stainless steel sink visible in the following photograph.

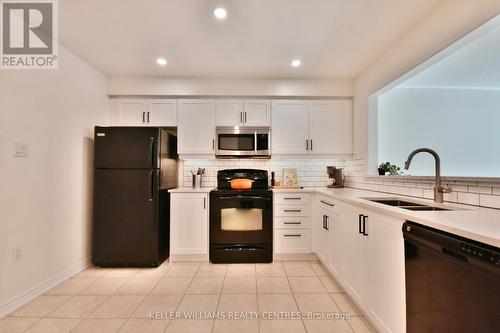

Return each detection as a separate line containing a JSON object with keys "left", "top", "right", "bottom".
{"left": 368, "top": 199, "right": 424, "bottom": 207}
{"left": 363, "top": 198, "right": 454, "bottom": 211}
{"left": 403, "top": 206, "right": 451, "bottom": 211}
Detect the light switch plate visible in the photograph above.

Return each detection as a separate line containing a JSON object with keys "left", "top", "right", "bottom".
{"left": 14, "top": 143, "right": 28, "bottom": 157}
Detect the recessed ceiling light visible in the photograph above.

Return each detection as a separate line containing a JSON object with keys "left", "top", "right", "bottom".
{"left": 156, "top": 57, "right": 167, "bottom": 66}
{"left": 214, "top": 7, "right": 227, "bottom": 20}
{"left": 291, "top": 59, "right": 301, "bottom": 68}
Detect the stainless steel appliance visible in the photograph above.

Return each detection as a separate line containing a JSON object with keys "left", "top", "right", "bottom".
{"left": 215, "top": 126, "right": 271, "bottom": 158}
{"left": 210, "top": 169, "right": 273, "bottom": 263}
{"left": 403, "top": 221, "right": 500, "bottom": 332}
{"left": 92, "top": 126, "right": 178, "bottom": 267}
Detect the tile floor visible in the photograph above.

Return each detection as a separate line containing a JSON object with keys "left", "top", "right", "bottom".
{"left": 0, "top": 261, "right": 376, "bottom": 333}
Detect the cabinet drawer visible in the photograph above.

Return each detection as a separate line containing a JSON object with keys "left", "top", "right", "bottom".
{"left": 274, "top": 205, "right": 311, "bottom": 217}
{"left": 274, "top": 192, "right": 311, "bottom": 205}
{"left": 274, "top": 229, "right": 311, "bottom": 253}
{"left": 274, "top": 216, "right": 311, "bottom": 230}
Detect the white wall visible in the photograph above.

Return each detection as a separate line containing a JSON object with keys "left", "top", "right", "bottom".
{"left": 0, "top": 46, "right": 108, "bottom": 312}
{"left": 378, "top": 87, "right": 500, "bottom": 177}
{"left": 353, "top": 0, "right": 500, "bottom": 155}
{"left": 107, "top": 76, "right": 353, "bottom": 97}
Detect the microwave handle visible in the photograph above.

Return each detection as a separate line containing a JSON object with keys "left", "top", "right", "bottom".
{"left": 254, "top": 131, "right": 257, "bottom": 153}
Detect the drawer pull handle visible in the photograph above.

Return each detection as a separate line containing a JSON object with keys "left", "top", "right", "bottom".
{"left": 284, "top": 209, "right": 301, "bottom": 213}
{"left": 284, "top": 222, "right": 301, "bottom": 225}
{"left": 284, "top": 234, "right": 302, "bottom": 237}
{"left": 284, "top": 197, "right": 301, "bottom": 200}
{"left": 320, "top": 200, "right": 335, "bottom": 207}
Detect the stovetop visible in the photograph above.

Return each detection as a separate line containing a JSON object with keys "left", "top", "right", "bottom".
{"left": 210, "top": 188, "right": 272, "bottom": 196}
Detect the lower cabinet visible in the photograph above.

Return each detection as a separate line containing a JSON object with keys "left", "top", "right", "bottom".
{"left": 170, "top": 192, "right": 209, "bottom": 255}
{"left": 314, "top": 196, "right": 406, "bottom": 333}
{"left": 274, "top": 192, "right": 312, "bottom": 254}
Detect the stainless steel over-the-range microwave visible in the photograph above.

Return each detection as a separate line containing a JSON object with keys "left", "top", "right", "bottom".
{"left": 215, "top": 126, "right": 271, "bottom": 158}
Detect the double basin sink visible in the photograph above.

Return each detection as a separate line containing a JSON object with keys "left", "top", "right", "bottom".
{"left": 365, "top": 198, "right": 452, "bottom": 211}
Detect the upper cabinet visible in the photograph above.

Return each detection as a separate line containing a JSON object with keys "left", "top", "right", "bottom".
{"left": 178, "top": 99, "right": 216, "bottom": 154}
{"left": 113, "top": 98, "right": 177, "bottom": 127}
{"left": 215, "top": 99, "right": 244, "bottom": 126}
{"left": 309, "top": 100, "right": 352, "bottom": 155}
{"left": 271, "top": 100, "right": 309, "bottom": 154}
{"left": 243, "top": 99, "right": 271, "bottom": 126}
{"left": 271, "top": 99, "right": 352, "bottom": 156}
{"left": 215, "top": 99, "right": 270, "bottom": 127}
{"left": 115, "top": 99, "right": 148, "bottom": 126}
{"left": 148, "top": 99, "right": 177, "bottom": 126}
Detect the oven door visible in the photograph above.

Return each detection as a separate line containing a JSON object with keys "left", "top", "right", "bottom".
{"left": 215, "top": 127, "right": 270, "bottom": 157}
{"left": 210, "top": 193, "right": 273, "bottom": 245}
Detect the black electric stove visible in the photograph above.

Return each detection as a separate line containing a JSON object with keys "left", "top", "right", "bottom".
{"left": 209, "top": 169, "right": 273, "bottom": 263}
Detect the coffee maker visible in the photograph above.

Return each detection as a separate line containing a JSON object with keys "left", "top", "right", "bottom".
{"left": 327, "top": 166, "right": 346, "bottom": 188}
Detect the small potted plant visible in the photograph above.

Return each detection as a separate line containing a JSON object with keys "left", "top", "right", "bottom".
{"left": 378, "top": 162, "right": 402, "bottom": 176}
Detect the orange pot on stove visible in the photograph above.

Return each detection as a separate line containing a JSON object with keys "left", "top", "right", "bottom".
{"left": 229, "top": 178, "right": 254, "bottom": 190}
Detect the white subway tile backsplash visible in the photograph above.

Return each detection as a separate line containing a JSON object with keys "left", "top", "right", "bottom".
{"left": 468, "top": 186, "right": 493, "bottom": 195}
{"left": 182, "top": 158, "right": 345, "bottom": 188}
{"left": 479, "top": 194, "right": 500, "bottom": 209}
{"left": 343, "top": 156, "right": 500, "bottom": 209}
{"left": 457, "top": 192, "right": 480, "bottom": 206}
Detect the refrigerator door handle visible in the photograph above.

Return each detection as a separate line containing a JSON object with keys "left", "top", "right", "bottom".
{"left": 149, "top": 136, "right": 155, "bottom": 168}
{"left": 148, "top": 170, "right": 155, "bottom": 202}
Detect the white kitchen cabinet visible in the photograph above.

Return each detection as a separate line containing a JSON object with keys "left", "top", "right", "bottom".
{"left": 170, "top": 193, "right": 208, "bottom": 255}
{"left": 274, "top": 191, "right": 312, "bottom": 254}
{"left": 115, "top": 99, "right": 148, "bottom": 126}
{"left": 216, "top": 99, "right": 270, "bottom": 127}
{"left": 341, "top": 203, "right": 370, "bottom": 308}
{"left": 243, "top": 99, "right": 270, "bottom": 126}
{"left": 178, "top": 99, "right": 216, "bottom": 154}
{"left": 309, "top": 100, "right": 352, "bottom": 154}
{"left": 271, "top": 100, "right": 309, "bottom": 154}
{"left": 271, "top": 99, "right": 352, "bottom": 155}
{"left": 367, "top": 212, "right": 406, "bottom": 333}
{"left": 113, "top": 98, "right": 177, "bottom": 126}
{"left": 315, "top": 197, "right": 343, "bottom": 277}
{"left": 215, "top": 99, "right": 244, "bottom": 126}
{"left": 148, "top": 99, "right": 177, "bottom": 126}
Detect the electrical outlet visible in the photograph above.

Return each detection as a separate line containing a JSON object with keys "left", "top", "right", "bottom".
{"left": 12, "top": 246, "right": 23, "bottom": 263}
{"left": 14, "top": 143, "right": 28, "bottom": 158}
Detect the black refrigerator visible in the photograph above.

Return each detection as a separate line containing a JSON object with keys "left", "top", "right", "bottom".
{"left": 92, "top": 126, "right": 178, "bottom": 267}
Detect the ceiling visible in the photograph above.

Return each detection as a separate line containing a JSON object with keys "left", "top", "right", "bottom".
{"left": 402, "top": 24, "right": 500, "bottom": 88}
{"left": 59, "top": 0, "right": 442, "bottom": 79}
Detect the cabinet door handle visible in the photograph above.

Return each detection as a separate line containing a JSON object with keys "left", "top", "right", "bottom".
{"left": 310, "top": 139, "right": 313, "bottom": 151}
{"left": 305, "top": 139, "right": 309, "bottom": 151}
{"left": 212, "top": 139, "right": 215, "bottom": 150}
{"left": 147, "top": 112, "right": 150, "bottom": 123}
{"left": 244, "top": 112, "right": 247, "bottom": 123}
{"left": 284, "top": 222, "right": 301, "bottom": 225}
{"left": 362, "top": 215, "right": 368, "bottom": 236}
{"left": 284, "top": 234, "right": 301, "bottom": 237}
{"left": 240, "top": 112, "right": 243, "bottom": 123}
{"left": 358, "top": 214, "right": 364, "bottom": 235}
{"left": 142, "top": 112, "right": 145, "bottom": 123}
{"left": 284, "top": 209, "right": 301, "bottom": 213}
{"left": 320, "top": 200, "right": 334, "bottom": 207}
{"left": 284, "top": 197, "right": 301, "bottom": 200}
{"left": 204, "top": 197, "right": 206, "bottom": 210}
{"left": 325, "top": 215, "right": 329, "bottom": 230}
{"left": 322, "top": 215, "right": 326, "bottom": 229}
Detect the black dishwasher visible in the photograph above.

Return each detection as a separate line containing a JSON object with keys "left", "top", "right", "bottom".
{"left": 403, "top": 221, "right": 500, "bottom": 333}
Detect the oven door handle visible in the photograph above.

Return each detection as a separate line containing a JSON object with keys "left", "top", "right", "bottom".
{"left": 219, "top": 196, "right": 271, "bottom": 201}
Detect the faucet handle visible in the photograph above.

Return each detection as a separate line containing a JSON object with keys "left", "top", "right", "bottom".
{"left": 437, "top": 185, "right": 452, "bottom": 193}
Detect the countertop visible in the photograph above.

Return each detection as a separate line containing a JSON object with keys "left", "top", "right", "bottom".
{"left": 310, "top": 187, "right": 500, "bottom": 248}
{"left": 169, "top": 187, "right": 214, "bottom": 193}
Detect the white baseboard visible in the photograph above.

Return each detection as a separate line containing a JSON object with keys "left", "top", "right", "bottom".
{"left": 0, "top": 257, "right": 91, "bottom": 319}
